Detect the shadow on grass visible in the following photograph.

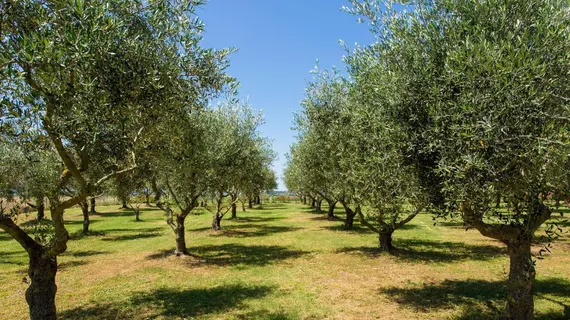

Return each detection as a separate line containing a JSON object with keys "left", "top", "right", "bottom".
{"left": 236, "top": 309, "right": 292, "bottom": 320}
{"left": 337, "top": 238, "right": 506, "bottom": 263}
{"left": 59, "top": 284, "right": 274, "bottom": 319}
{"left": 209, "top": 225, "right": 301, "bottom": 238}
{"left": 62, "top": 250, "right": 109, "bottom": 257}
{"left": 59, "top": 260, "right": 89, "bottom": 270}
{"left": 102, "top": 232, "right": 161, "bottom": 241}
{"left": 379, "top": 278, "right": 570, "bottom": 319}
{"left": 322, "top": 224, "right": 375, "bottom": 234}
{"left": 147, "top": 244, "right": 308, "bottom": 267}
{"left": 230, "top": 216, "right": 284, "bottom": 223}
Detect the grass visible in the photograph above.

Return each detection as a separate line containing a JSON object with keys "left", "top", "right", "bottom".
{"left": 0, "top": 203, "right": 569, "bottom": 319}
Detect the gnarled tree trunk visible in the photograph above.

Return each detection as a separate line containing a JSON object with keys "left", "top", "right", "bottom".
{"left": 174, "top": 215, "right": 188, "bottom": 256}
{"left": 212, "top": 212, "right": 222, "bottom": 230}
{"left": 326, "top": 200, "right": 336, "bottom": 220}
{"left": 316, "top": 200, "right": 322, "bottom": 213}
{"left": 231, "top": 194, "right": 237, "bottom": 218}
{"left": 343, "top": 204, "right": 355, "bottom": 228}
{"left": 36, "top": 201, "right": 45, "bottom": 221}
{"left": 26, "top": 248, "right": 57, "bottom": 320}
{"left": 89, "top": 198, "right": 96, "bottom": 214}
{"left": 506, "top": 237, "right": 534, "bottom": 320}
{"left": 379, "top": 229, "right": 394, "bottom": 252}
{"left": 80, "top": 200, "right": 90, "bottom": 234}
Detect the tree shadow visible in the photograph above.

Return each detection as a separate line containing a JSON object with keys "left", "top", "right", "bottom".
{"left": 59, "top": 260, "right": 89, "bottom": 270}
{"left": 97, "top": 210, "right": 138, "bottom": 217}
{"left": 0, "top": 250, "right": 26, "bottom": 266}
{"left": 322, "top": 224, "right": 375, "bottom": 234}
{"left": 59, "top": 284, "right": 274, "bottom": 319}
{"left": 379, "top": 278, "right": 570, "bottom": 319}
{"left": 101, "top": 232, "right": 161, "bottom": 241}
{"left": 147, "top": 244, "right": 308, "bottom": 267}
{"left": 209, "top": 225, "right": 301, "bottom": 238}
{"left": 236, "top": 309, "right": 292, "bottom": 319}
{"left": 337, "top": 238, "right": 506, "bottom": 263}
{"left": 231, "top": 216, "right": 283, "bottom": 223}
{"left": 62, "top": 250, "right": 109, "bottom": 257}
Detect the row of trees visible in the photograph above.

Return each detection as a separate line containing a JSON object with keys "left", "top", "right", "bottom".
{"left": 0, "top": 1, "right": 275, "bottom": 319}
{"left": 284, "top": 1, "right": 569, "bottom": 319}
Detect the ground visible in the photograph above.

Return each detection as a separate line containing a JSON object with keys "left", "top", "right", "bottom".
{"left": 0, "top": 203, "right": 569, "bottom": 319}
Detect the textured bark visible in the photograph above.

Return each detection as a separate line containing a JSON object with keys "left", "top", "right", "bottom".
{"left": 89, "top": 198, "right": 96, "bottom": 214}
{"left": 36, "top": 202, "right": 45, "bottom": 221}
{"left": 26, "top": 249, "right": 57, "bottom": 320}
{"left": 248, "top": 199, "right": 253, "bottom": 209}
{"left": 212, "top": 212, "right": 222, "bottom": 230}
{"left": 344, "top": 206, "right": 355, "bottom": 228}
{"left": 231, "top": 194, "right": 237, "bottom": 218}
{"left": 379, "top": 230, "right": 394, "bottom": 252}
{"left": 135, "top": 209, "right": 141, "bottom": 222}
{"left": 174, "top": 216, "right": 188, "bottom": 256}
{"left": 506, "top": 238, "right": 535, "bottom": 320}
{"left": 316, "top": 200, "right": 322, "bottom": 213}
{"left": 80, "top": 200, "right": 90, "bottom": 234}
{"left": 327, "top": 200, "right": 336, "bottom": 220}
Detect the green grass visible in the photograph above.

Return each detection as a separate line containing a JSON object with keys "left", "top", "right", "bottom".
{"left": 1, "top": 203, "right": 569, "bottom": 319}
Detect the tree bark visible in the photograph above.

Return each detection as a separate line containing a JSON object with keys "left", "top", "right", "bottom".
{"left": 174, "top": 215, "right": 188, "bottom": 256}
{"left": 506, "top": 238, "right": 535, "bottom": 320}
{"left": 89, "top": 198, "right": 96, "bottom": 214}
{"left": 135, "top": 209, "right": 141, "bottom": 222}
{"left": 344, "top": 206, "right": 355, "bottom": 228}
{"left": 121, "top": 198, "right": 128, "bottom": 209}
{"left": 316, "top": 200, "right": 322, "bottom": 213}
{"left": 231, "top": 194, "right": 237, "bottom": 218}
{"left": 36, "top": 201, "right": 45, "bottom": 221}
{"left": 327, "top": 200, "right": 336, "bottom": 220}
{"left": 379, "top": 230, "right": 394, "bottom": 252}
{"left": 241, "top": 201, "right": 246, "bottom": 212}
{"left": 26, "top": 249, "right": 57, "bottom": 320}
{"left": 145, "top": 194, "right": 151, "bottom": 206}
{"left": 248, "top": 199, "right": 253, "bottom": 209}
{"left": 80, "top": 200, "right": 90, "bottom": 235}
{"left": 311, "top": 198, "right": 316, "bottom": 208}
{"left": 212, "top": 212, "right": 222, "bottom": 230}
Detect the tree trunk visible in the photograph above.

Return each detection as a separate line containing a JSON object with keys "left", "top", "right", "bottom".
{"left": 248, "top": 199, "right": 253, "bottom": 209}
{"left": 495, "top": 193, "right": 501, "bottom": 208}
{"left": 89, "top": 198, "right": 96, "bottom": 214}
{"left": 379, "top": 230, "right": 394, "bottom": 252}
{"left": 36, "top": 202, "right": 45, "bottom": 221}
{"left": 81, "top": 200, "right": 90, "bottom": 235}
{"left": 231, "top": 203, "right": 237, "bottom": 219}
{"left": 505, "top": 238, "right": 535, "bottom": 320}
{"left": 344, "top": 206, "right": 355, "bottom": 228}
{"left": 241, "top": 201, "right": 246, "bottom": 212}
{"left": 135, "top": 210, "right": 141, "bottom": 222}
{"left": 316, "top": 200, "right": 322, "bottom": 213}
{"left": 145, "top": 194, "right": 151, "bottom": 206}
{"left": 26, "top": 249, "right": 57, "bottom": 320}
{"left": 311, "top": 198, "right": 316, "bottom": 208}
{"left": 327, "top": 200, "right": 336, "bottom": 220}
{"left": 121, "top": 198, "right": 128, "bottom": 209}
{"left": 174, "top": 215, "right": 188, "bottom": 256}
{"left": 212, "top": 212, "right": 222, "bottom": 230}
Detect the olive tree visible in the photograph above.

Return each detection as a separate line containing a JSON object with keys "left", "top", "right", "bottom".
{"left": 347, "top": 0, "right": 570, "bottom": 318}
{"left": 0, "top": 0, "right": 227, "bottom": 318}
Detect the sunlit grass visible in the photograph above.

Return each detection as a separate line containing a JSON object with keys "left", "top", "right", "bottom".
{"left": 0, "top": 203, "right": 568, "bottom": 319}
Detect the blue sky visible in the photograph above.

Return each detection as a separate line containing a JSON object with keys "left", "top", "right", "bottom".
{"left": 198, "top": 0, "right": 373, "bottom": 190}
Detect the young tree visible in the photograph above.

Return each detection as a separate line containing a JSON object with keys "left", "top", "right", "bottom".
{"left": 348, "top": 0, "right": 570, "bottom": 317}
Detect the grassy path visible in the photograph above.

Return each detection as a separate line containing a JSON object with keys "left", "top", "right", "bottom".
{"left": 1, "top": 203, "right": 569, "bottom": 319}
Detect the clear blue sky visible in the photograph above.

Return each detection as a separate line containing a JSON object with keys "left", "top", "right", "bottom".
{"left": 198, "top": 0, "right": 373, "bottom": 190}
